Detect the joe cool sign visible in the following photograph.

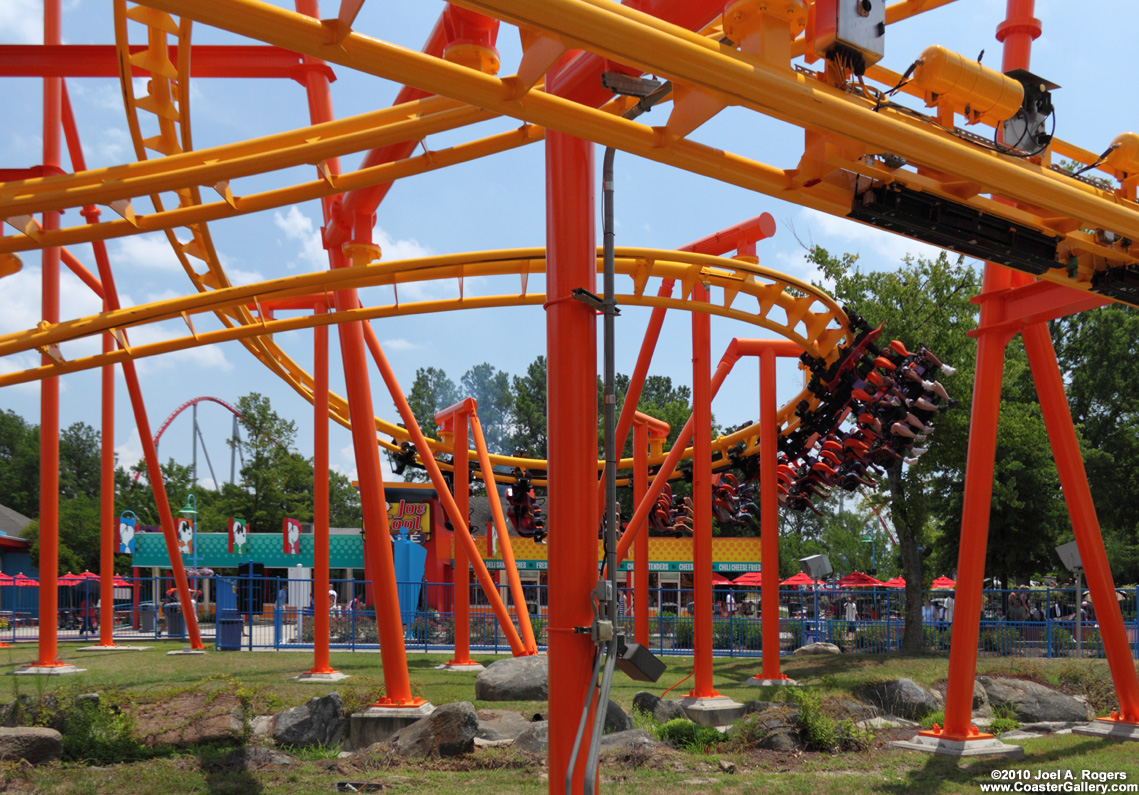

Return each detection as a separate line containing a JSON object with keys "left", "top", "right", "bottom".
{"left": 387, "top": 500, "right": 431, "bottom": 541}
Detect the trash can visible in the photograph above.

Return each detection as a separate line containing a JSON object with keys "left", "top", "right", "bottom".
{"left": 165, "top": 605, "right": 184, "bottom": 638}
{"left": 140, "top": 604, "right": 156, "bottom": 633}
{"left": 216, "top": 615, "right": 244, "bottom": 650}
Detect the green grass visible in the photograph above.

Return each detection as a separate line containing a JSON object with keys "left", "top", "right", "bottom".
{"left": 0, "top": 644, "right": 1134, "bottom": 794}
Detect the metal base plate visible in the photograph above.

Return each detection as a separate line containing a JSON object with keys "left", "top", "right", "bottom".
{"left": 78, "top": 645, "right": 152, "bottom": 651}
{"left": 435, "top": 663, "right": 486, "bottom": 672}
{"left": 891, "top": 733, "right": 1025, "bottom": 758}
{"left": 745, "top": 677, "right": 800, "bottom": 687}
{"left": 11, "top": 665, "right": 86, "bottom": 676}
{"left": 675, "top": 696, "right": 746, "bottom": 728}
{"left": 1072, "top": 719, "right": 1139, "bottom": 742}
{"left": 292, "top": 671, "right": 351, "bottom": 682}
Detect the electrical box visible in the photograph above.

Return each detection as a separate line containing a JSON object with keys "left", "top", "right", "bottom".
{"left": 814, "top": 0, "right": 885, "bottom": 75}
{"left": 799, "top": 554, "right": 833, "bottom": 581}
{"left": 1001, "top": 68, "right": 1059, "bottom": 153}
{"left": 1056, "top": 540, "right": 1082, "bottom": 573}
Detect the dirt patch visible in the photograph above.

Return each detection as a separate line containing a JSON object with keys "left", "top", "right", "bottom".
{"left": 132, "top": 691, "right": 245, "bottom": 748}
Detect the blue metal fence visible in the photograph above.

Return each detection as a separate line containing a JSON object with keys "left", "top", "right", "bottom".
{"left": 2, "top": 578, "right": 1137, "bottom": 659}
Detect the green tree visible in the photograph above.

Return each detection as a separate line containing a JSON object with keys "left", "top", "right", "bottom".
{"left": 511, "top": 356, "right": 547, "bottom": 458}
{"left": 461, "top": 363, "right": 514, "bottom": 454}
{"left": 0, "top": 409, "right": 40, "bottom": 518}
{"left": 223, "top": 393, "right": 313, "bottom": 533}
{"left": 813, "top": 248, "right": 1072, "bottom": 646}
{"left": 328, "top": 470, "right": 363, "bottom": 527}
{"left": 404, "top": 367, "right": 459, "bottom": 482}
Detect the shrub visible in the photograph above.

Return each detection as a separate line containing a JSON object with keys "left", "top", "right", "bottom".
{"left": 990, "top": 717, "right": 1020, "bottom": 734}
{"left": 922, "top": 624, "right": 951, "bottom": 651}
{"left": 1050, "top": 626, "right": 1074, "bottom": 657}
{"left": 672, "top": 617, "right": 695, "bottom": 649}
{"left": 655, "top": 719, "right": 723, "bottom": 752}
{"left": 788, "top": 621, "right": 803, "bottom": 650}
{"left": 712, "top": 618, "right": 762, "bottom": 651}
{"left": 853, "top": 624, "right": 890, "bottom": 652}
{"left": 827, "top": 622, "right": 847, "bottom": 649}
{"left": 791, "top": 689, "right": 837, "bottom": 752}
{"left": 979, "top": 626, "right": 1020, "bottom": 653}
{"left": 919, "top": 709, "right": 946, "bottom": 730}
{"left": 60, "top": 699, "right": 146, "bottom": 764}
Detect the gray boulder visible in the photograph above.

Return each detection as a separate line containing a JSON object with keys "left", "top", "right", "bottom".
{"left": 930, "top": 679, "right": 987, "bottom": 716}
{"left": 739, "top": 706, "right": 802, "bottom": 752}
{"left": 514, "top": 720, "right": 549, "bottom": 753}
{"left": 389, "top": 701, "right": 478, "bottom": 758}
{"left": 476, "top": 709, "right": 532, "bottom": 741}
{"left": 475, "top": 656, "right": 548, "bottom": 702}
{"left": 272, "top": 692, "right": 345, "bottom": 748}
{"left": 632, "top": 691, "right": 686, "bottom": 724}
{"left": 854, "top": 679, "right": 939, "bottom": 721}
{"left": 604, "top": 700, "right": 633, "bottom": 734}
{"left": 793, "top": 642, "right": 841, "bottom": 656}
{"left": 977, "top": 677, "right": 1093, "bottom": 723}
{"left": 599, "top": 729, "right": 662, "bottom": 753}
{"left": 0, "top": 727, "right": 62, "bottom": 764}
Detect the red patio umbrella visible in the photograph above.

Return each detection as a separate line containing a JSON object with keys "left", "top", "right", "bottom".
{"left": 882, "top": 576, "right": 906, "bottom": 589}
{"left": 780, "top": 572, "right": 816, "bottom": 587}
{"left": 78, "top": 570, "right": 99, "bottom": 581}
{"left": 732, "top": 572, "right": 762, "bottom": 587}
{"left": 58, "top": 573, "right": 83, "bottom": 585}
{"left": 12, "top": 574, "right": 37, "bottom": 587}
{"left": 931, "top": 576, "right": 956, "bottom": 590}
{"left": 838, "top": 571, "right": 885, "bottom": 588}
{"left": 0, "top": 573, "right": 13, "bottom": 585}
{"left": 112, "top": 576, "right": 131, "bottom": 587}
{"left": 711, "top": 572, "right": 733, "bottom": 585}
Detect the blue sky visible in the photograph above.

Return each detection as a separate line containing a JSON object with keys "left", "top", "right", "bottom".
{"left": 0, "top": 0, "right": 1132, "bottom": 502}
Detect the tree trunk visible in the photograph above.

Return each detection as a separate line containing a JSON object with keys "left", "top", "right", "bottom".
{"left": 887, "top": 464, "right": 925, "bottom": 651}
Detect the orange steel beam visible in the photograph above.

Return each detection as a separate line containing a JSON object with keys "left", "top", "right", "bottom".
{"left": 309, "top": 302, "right": 338, "bottom": 676}
{"left": 3, "top": 95, "right": 488, "bottom": 217}
{"left": 358, "top": 319, "right": 527, "bottom": 656}
{"left": 0, "top": 127, "right": 540, "bottom": 256}
{"left": 936, "top": 0, "right": 1038, "bottom": 742}
{"left": 0, "top": 44, "right": 327, "bottom": 79}
{"left": 35, "top": 0, "right": 64, "bottom": 668}
{"left": 1023, "top": 322, "right": 1139, "bottom": 723}
{"left": 470, "top": 414, "right": 538, "bottom": 654}
{"left": 545, "top": 117, "right": 598, "bottom": 793}
{"left": 689, "top": 282, "right": 716, "bottom": 699}
{"left": 755, "top": 345, "right": 790, "bottom": 681}
{"left": 630, "top": 412, "right": 668, "bottom": 647}
{"left": 330, "top": 247, "right": 419, "bottom": 706}
{"left": 435, "top": 402, "right": 476, "bottom": 666}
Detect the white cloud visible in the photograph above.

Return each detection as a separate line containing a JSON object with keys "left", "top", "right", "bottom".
{"left": 227, "top": 267, "right": 264, "bottom": 287}
{"left": 380, "top": 337, "right": 419, "bottom": 352}
{"left": 110, "top": 233, "right": 184, "bottom": 273}
{"left": 115, "top": 427, "right": 144, "bottom": 469}
{"left": 129, "top": 322, "right": 234, "bottom": 374}
{"left": 0, "top": 0, "right": 43, "bottom": 44}
{"left": 274, "top": 206, "right": 326, "bottom": 271}
{"left": 0, "top": 353, "right": 41, "bottom": 396}
{"left": 375, "top": 227, "right": 431, "bottom": 262}
{"left": 792, "top": 208, "right": 949, "bottom": 268}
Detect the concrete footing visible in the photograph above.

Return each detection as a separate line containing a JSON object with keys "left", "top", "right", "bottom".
{"left": 291, "top": 671, "right": 351, "bottom": 682}
{"left": 166, "top": 648, "right": 207, "bottom": 656}
{"left": 1073, "top": 719, "right": 1139, "bottom": 742}
{"left": 745, "top": 676, "right": 799, "bottom": 687}
{"left": 675, "top": 696, "right": 746, "bottom": 728}
{"left": 78, "top": 645, "right": 151, "bottom": 652}
{"left": 11, "top": 665, "right": 86, "bottom": 676}
{"left": 434, "top": 662, "right": 485, "bottom": 672}
{"left": 890, "top": 733, "right": 1025, "bottom": 759}
{"left": 349, "top": 703, "right": 435, "bottom": 750}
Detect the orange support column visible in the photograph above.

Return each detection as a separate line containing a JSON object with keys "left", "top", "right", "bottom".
{"left": 748, "top": 346, "right": 794, "bottom": 684}
{"left": 441, "top": 408, "right": 480, "bottom": 669}
{"left": 545, "top": 122, "right": 598, "bottom": 795}
{"left": 630, "top": 412, "right": 668, "bottom": 647}
{"left": 688, "top": 285, "right": 717, "bottom": 700}
{"left": 923, "top": 268, "right": 1013, "bottom": 743}
{"left": 33, "top": 0, "right": 64, "bottom": 670}
{"left": 1022, "top": 323, "right": 1139, "bottom": 726}
{"left": 97, "top": 325, "right": 115, "bottom": 648}
{"left": 332, "top": 245, "right": 420, "bottom": 707}
{"left": 303, "top": 305, "right": 342, "bottom": 680}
